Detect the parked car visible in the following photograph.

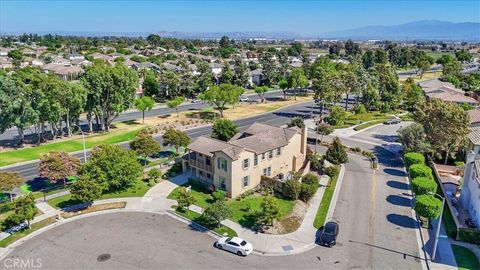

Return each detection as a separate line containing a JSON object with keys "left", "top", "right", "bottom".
{"left": 215, "top": 237, "right": 253, "bottom": 256}
{"left": 239, "top": 95, "right": 249, "bottom": 102}
{"left": 317, "top": 221, "right": 339, "bottom": 247}
{"left": 191, "top": 99, "right": 202, "bottom": 103}
{"left": 383, "top": 118, "right": 401, "bottom": 125}
{"left": 465, "top": 218, "right": 477, "bottom": 228}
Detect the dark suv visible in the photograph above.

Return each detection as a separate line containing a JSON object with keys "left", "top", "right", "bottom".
{"left": 317, "top": 221, "right": 339, "bottom": 247}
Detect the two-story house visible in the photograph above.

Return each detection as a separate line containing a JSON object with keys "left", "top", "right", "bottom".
{"left": 183, "top": 123, "right": 307, "bottom": 198}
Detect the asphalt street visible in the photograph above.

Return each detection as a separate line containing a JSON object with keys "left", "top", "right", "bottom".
{"left": 0, "top": 144, "right": 423, "bottom": 269}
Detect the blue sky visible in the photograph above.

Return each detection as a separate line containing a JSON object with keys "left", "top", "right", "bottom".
{"left": 1, "top": 0, "right": 479, "bottom": 34}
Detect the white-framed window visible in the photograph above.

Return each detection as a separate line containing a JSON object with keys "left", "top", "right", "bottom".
{"left": 263, "top": 167, "right": 272, "bottom": 176}
{"left": 268, "top": 150, "right": 273, "bottom": 159}
{"left": 242, "top": 176, "right": 249, "bottom": 188}
{"left": 243, "top": 158, "right": 249, "bottom": 169}
{"left": 262, "top": 153, "right": 266, "bottom": 160}
{"left": 217, "top": 158, "right": 227, "bottom": 171}
{"left": 254, "top": 155, "right": 258, "bottom": 166}
{"left": 276, "top": 147, "right": 282, "bottom": 156}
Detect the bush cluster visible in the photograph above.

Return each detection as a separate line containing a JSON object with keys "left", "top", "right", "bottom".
{"left": 409, "top": 164, "right": 433, "bottom": 179}
{"left": 404, "top": 152, "right": 425, "bottom": 168}
{"left": 299, "top": 173, "right": 319, "bottom": 202}
{"left": 412, "top": 177, "right": 437, "bottom": 195}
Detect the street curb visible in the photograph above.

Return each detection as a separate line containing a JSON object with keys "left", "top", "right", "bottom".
{"left": 326, "top": 164, "right": 346, "bottom": 222}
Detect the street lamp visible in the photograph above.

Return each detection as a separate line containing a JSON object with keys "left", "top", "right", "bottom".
{"left": 73, "top": 124, "right": 87, "bottom": 163}
{"left": 429, "top": 192, "right": 446, "bottom": 261}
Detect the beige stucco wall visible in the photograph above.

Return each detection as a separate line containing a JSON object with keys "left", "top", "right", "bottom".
{"left": 210, "top": 131, "right": 306, "bottom": 198}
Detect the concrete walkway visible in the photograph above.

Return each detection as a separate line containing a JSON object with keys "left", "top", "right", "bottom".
{"left": 421, "top": 219, "right": 457, "bottom": 270}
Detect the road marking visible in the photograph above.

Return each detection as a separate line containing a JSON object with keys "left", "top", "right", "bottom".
{"left": 369, "top": 169, "right": 377, "bottom": 268}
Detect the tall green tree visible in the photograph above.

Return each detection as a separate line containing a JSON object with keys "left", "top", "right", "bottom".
{"left": 166, "top": 96, "right": 184, "bottom": 117}
{"left": 211, "top": 119, "right": 238, "bottom": 141}
{"left": 219, "top": 62, "right": 234, "bottom": 84}
{"left": 176, "top": 187, "right": 196, "bottom": 210}
{"left": 0, "top": 172, "right": 25, "bottom": 201}
{"left": 397, "top": 123, "right": 431, "bottom": 154}
{"left": 254, "top": 86, "right": 269, "bottom": 103}
{"left": 201, "top": 200, "right": 232, "bottom": 228}
{"left": 163, "top": 128, "right": 191, "bottom": 154}
{"left": 259, "top": 52, "right": 277, "bottom": 86}
{"left": 203, "top": 84, "right": 243, "bottom": 117}
{"left": 13, "top": 194, "right": 37, "bottom": 228}
{"left": 159, "top": 69, "right": 180, "bottom": 99}
{"left": 326, "top": 137, "right": 348, "bottom": 164}
{"left": 70, "top": 175, "right": 103, "bottom": 203}
{"left": 38, "top": 151, "right": 81, "bottom": 185}
{"left": 82, "top": 62, "right": 139, "bottom": 132}
{"left": 143, "top": 73, "right": 160, "bottom": 98}
{"left": 374, "top": 64, "right": 401, "bottom": 112}
{"left": 402, "top": 78, "right": 424, "bottom": 111}
{"left": 233, "top": 56, "right": 249, "bottom": 87}
{"left": 287, "top": 68, "right": 308, "bottom": 100}
{"left": 415, "top": 98, "right": 469, "bottom": 164}
{"left": 134, "top": 96, "right": 155, "bottom": 123}
{"left": 0, "top": 75, "right": 37, "bottom": 146}
{"left": 62, "top": 82, "right": 87, "bottom": 137}
{"left": 129, "top": 131, "right": 162, "bottom": 165}
{"left": 79, "top": 144, "right": 142, "bottom": 192}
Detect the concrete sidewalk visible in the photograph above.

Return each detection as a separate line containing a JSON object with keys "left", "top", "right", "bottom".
{"left": 186, "top": 171, "right": 342, "bottom": 256}
{"left": 421, "top": 219, "right": 457, "bottom": 270}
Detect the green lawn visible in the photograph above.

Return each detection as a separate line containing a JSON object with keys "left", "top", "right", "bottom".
{"left": 0, "top": 217, "right": 57, "bottom": 248}
{"left": 0, "top": 127, "right": 141, "bottom": 167}
{"left": 333, "top": 111, "right": 392, "bottom": 129}
{"left": 167, "top": 185, "right": 214, "bottom": 209}
{"left": 167, "top": 184, "right": 294, "bottom": 229}
{"left": 451, "top": 244, "right": 480, "bottom": 270}
{"left": 228, "top": 195, "right": 294, "bottom": 228}
{"left": 175, "top": 208, "right": 237, "bottom": 237}
{"left": 47, "top": 179, "right": 149, "bottom": 209}
{"left": 314, "top": 172, "right": 338, "bottom": 229}
{"left": 353, "top": 119, "right": 389, "bottom": 131}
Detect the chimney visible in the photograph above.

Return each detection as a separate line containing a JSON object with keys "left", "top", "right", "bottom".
{"left": 300, "top": 125, "right": 307, "bottom": 155}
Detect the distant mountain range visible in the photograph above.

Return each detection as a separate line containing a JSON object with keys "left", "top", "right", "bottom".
{"left": 2, "top": 20, "right": 479, "bottom": 41}
{"left": 320, "top": 20, "right": 480, "bottom": 41}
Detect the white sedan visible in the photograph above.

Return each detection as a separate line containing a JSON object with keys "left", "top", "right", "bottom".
{"left": 215, "top": 237, "right": 253, "bottom": 256}
{"left": 239, "top": 95, "right": 249, "bottom": 102}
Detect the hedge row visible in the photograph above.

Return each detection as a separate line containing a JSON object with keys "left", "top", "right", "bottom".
{"left": 404, "top": 152, "right": 425, "bottom": 169}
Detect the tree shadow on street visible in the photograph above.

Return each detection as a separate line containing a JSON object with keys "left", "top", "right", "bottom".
{"left": 386, "top": 195, "right": 413, "bottom": 207}
{"left": 386, "top": 214, "right": 417, "bottom": 229}
{"left": 386, "top": 180, "right": 409, "bottom": 190}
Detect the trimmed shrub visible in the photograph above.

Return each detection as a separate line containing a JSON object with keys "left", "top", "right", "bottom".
{"left": 414, "top": 194, "right": 442, "bottom": 219}
{"left": 326, "top": 137, "right": 348, "bottom": 165}
{"left": 324, "top": 165, "right": 340, "bottom": 178}
{"left": 212, "top": 190, "right": 226, "bottom": 202}
{"left": 1, "top": 213, "right": 23, "bottom": 231}
{"left": 282, "top": 178, "right": 301, "bottom": 200}
{"left": 412, "top": 177, "right": 437, "bottom": 195}
{"left": 409, "top": 164, "right": 433, "bottom": 180}
{"left": 353, "top": 104, "right": 367, "bottom": 114}
{"left": 404, "top": 152, "right": 425, "bottom": 168}
{"left": 299, "top": 173, "right": 319, "bottom": 202}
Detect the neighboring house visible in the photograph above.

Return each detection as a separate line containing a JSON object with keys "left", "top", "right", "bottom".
{"left": 248, "top": 69, "right": 263, "bottom": 86}
{"left": 468, "top": 108, "right": 480, "bottom": 127}
{"left": 183, "top": 123, "right": 307, "bottom": 198}
{"left": 52, "top": 56, "right": 70, "bottom": 65}
{"left": 43, "top": 63, "right": 84, "bottom": 80}
{"left": 460, "top": 151, "right": 480, "bottom": 227}
{"left": 70, "top": 58, "right": 91, "bottom": 66}
{"left": 30, "top": 59, "right": 44, "bottom": 66}
{"left": 132, "top": 62, "right": 161, "bottom": 72}
{"left": 163, "top": 62, "right": 182, "bottom": 72}
{"left": 419, "top": 79, "right": 478, "bottom": 106}
{"left": 68, "top": 53, "right": 85, "bottom": 60}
